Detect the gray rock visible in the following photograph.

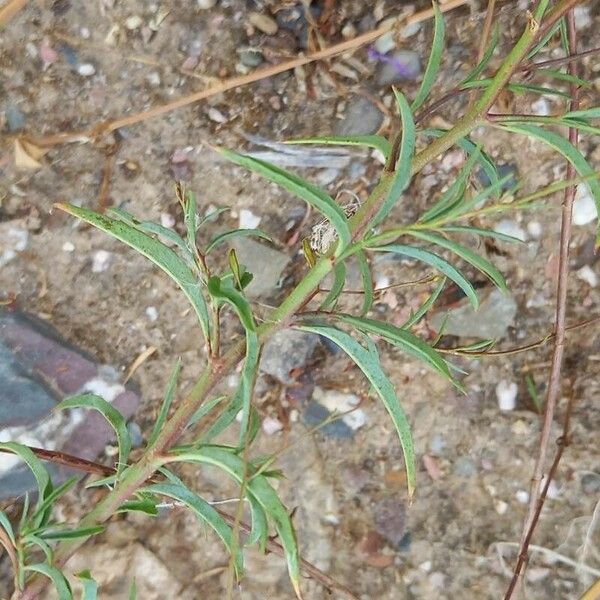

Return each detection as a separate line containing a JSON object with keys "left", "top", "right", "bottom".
{"left": 429, "top": 288, "right": 517, "bottom": 340}
{"left": 581, "top": 472, "right": 600, "bottom": 494}
{"left": 5, "top": 104, "right": 25, "bottom": 132}
{"left": 239, "top": 48, "right": 263, "bottom": 68}
{"left": 375, "top": 50, "right": 421, "bottom": 87}
{"left": 230, "top": 238, "right": 289, "bottom": 298}
{"left": 334, "top": 96, "right": 384, "bottom": 136}
{"left": 261, "top": 329, "right": 319, "bottom": 384}
{"left": 476, "top": 163, "right": 518, "bottom": 192}
{"left": 453, "top": 456, "right": 477, "bottom": 477}
{"left": 127, "top": 421, "right": 143, "bottom": 448}
{"left": 302, "top": 401, "right": 353, "bottom": 439}
{"left": 373, "top": 497, "right": 406, "bottom": 546}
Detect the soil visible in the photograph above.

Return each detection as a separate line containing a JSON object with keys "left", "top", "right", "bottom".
{"left": 1, "top": 1, "right": 599, "bottom": 599}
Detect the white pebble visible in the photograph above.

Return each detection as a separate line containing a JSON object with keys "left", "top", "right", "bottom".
{"left": 399, "top": 21, "right": 422, "bottom": 39}
{"left": 494, "top": 219, "right": 527, "bottom": 242}
{"left": 248, "top": 12, "right": 278, "bottom": 35}
{"left": 344, "top": 408, "right": 367, "bottom": 431}
{"left": 496, "top": 380, "right": 518, "bottom": 411}
{"left": 239, "top": 208, "right": 261, "bottom": 229}
{"left": 197, "top": 0, "right": 217, "bottom": 8}
{"left": 91, "top": 249, "right": 112, "bottom": 273}
{"left": 77, "top": 63, "right": 96, "bottom": 77}
{"left": 207, "top": 107, "right": 227, "bottom": 123}
{"left": 289, "top": 409, "right": 299, "bottom": 423}
{"left": 0, "top": 227, "right": 28, "bottom": 268}
{"left": 146, "top": 72, "right": 161, "bottom": 87}
{"left": 527, "top": 221, "right": 542, "bottom": 238}
{"left": 419, "top": 561, "right": 432, "bottom": 573}
{"left": 80, "top": 27, "right": 91, "bottom": 39}
{"left": 262, "top": 416, "right": 283, "bottom": 435}
{"left": 125, "top": 15, "right": 144, "bottom": 30}
{"left": 375, "top": 274, "right": 390, "bottom": 290}
{"left": 573, "top": 184, "right": 597, "bottom": 226}
{"left": 531, "top": 97, "right": 550, "bottom": 116}
{"left": 576, "top": 265, "right": 597, "bottom": 288}
{"left": 160, "top": 212, "right": 176, "bottom": 228}
{"left": 341, "top": 22, "right": 357, "bottom": 39}
{"left": 62, "top": 241, "right": 75, "bottom": 252}
{"left": 145, "top": 306, "right": 158, "bottom": 321}
{"left": 573, "top": 5, "right": 591, "bottom": 29}
{"left": 374, "top": 32, "right": 395, "bottom": 54}
{"left": 515, "top": 489, "right": 529, "bottom": 504}
{"left": 495, "top": 500, "right": 508, "bottom": 515}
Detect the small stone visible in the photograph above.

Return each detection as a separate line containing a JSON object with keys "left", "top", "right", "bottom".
{"left": 146, "top": 72, "right": 161, "bottom": 86}
{"left": 341, "top": 22, "right": 357, "bottom": 39}
{"left": 515, "top": 490, "right": 529, "bottom": 504}
{"left": 496, "top": 380, "right": 517, "bottom": 411}
{"left": 374, "top": 50, "right": 421, "bottom": 86}
{"left": 80, "top": 27, "right": 90, "bottom": 39}
{"left": 5, "top": 105, "right": 25, "bottom": 132}
{"left": 429, "top": 435, "right": 445, "bottom": 455}
{"left": 429, "top": 288, "right": 517, "bottom": 340}
{"left": 145, "top": 306, "right": 158, "bottom": 322}
{"left": 526, "top": 567, "right": 550, "bottom": 583}
{"left": 197, "top": 0, "right": 217, "bottom": 8}
{"left": 419, "top": 561, "right": 432, "bottom": 572}
{"left": 373, "top": 497, "right": 406, "bottom": 547}
{"left": 511, "top": 420, "right": 530, "bottom": 435}
{"left": 573, "top": 5, "right": 591, "bottom": 28}
{"left": 577, "top": 265, "right": 597, "bottom": 288}
{"left": 495, "top": 500, "right": 508, "bottom": 515}
{"left": 531, "top": 97, "right": 550, "bottom": 116}
{"left": 262, "top": 416, "right": 283, "bottom": 435}
{"left": 239, "top": 209, "right": 261, "bottom": 229}
{"left": 313, "top": 387, "right": 366, "bottom": 431}
{"left": 39, "top": 38, "right": 58, "bottom": 65}
{"left": 207, "top": 107, "right": 227, "bottom": 123}
{"left": 248, "top": 12, "right": 278, "bottom": 35}
{"left": 91, "top": 250, "right": 111, "bottom": 273}
{"left": 238, "top": 48, "right": 263, "bottom": 68}
{"left": 76, "top": 63, "right": 96, "bottom": 77}
{"left": 581, "top": 473, "right": 600, "bottom": 494}
{"left": 62, "top": 241, "right": 75, "bottom": 252}
{"left": 494, "top": 219, "right": 527, "bottom": 242}
{"left": 527, "top": 221, "right": 542, "bottom": 238}
{"left": 260, "top": 330, "right": 319, "bottom": 384}
{"left": 127, "top": 421, "right": 143, "bottom": 448}
{"left": 573, "top": 184, "right": 597, "bottom": 226}
{"left": 374, "top": 32, "right": 395, "bottom": 55}
{"left": 302, "top": 401, "right": 353, "bottom": 439}
{"left": 399, "top": 21, "right": 422, "bottom": 39}
{"left": 429, "top": 572, "right": 447, "bottom": 589}
{"left": 334, "top": 96, "right": 384, "bottom": 136}
{"left": 160, "top": 212, "right": 175, "bottom": 228}
{"left": 422, "top": 454, "right": 443, "bottom": 480}
{"left": 125, "top": 15, "right": 144, "bottom": 30}
{"left": 453, "top": 456, "right": 476, "bottom": 478}
{"left": 0, "top": 225, "right": 28, "bottom": 269}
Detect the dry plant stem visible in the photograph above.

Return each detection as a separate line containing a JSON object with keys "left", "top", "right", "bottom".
{"left": 506, "top": 9, "right": 580, "bottom": 599}
{"left": 18, "top": 1, "right": 585, "bottom": 597}
{"left": 580, "top": 578, "right": 600, "bottom": 600}
{"left": 25, "top": 0, "right": 469, "bottom": 147}
{"left": 0, "top": 0, "right": 27, "bottom": 27}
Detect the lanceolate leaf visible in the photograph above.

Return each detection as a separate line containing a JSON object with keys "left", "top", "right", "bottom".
{"left": 76, "top": 570, "right": 98, "bottom": 600}
{"left": 356, "top": 250, "right": 374, "bottom": 315}
{"left": 460, "top": 23, "right": 498, "bottom": 84}
{"left": 235, "top": 330, "right": 260, "bottom": 449}
{"left": 440, "top": 225, "right": 524, "bottom": 244}
{"left": 57, "top": 204, "right": 210, "bottom": 343}
{"left": 247, "top": 494, "right": 268, "bottom": 552}
{"left": 55, "top": 394, "right": 131, "bottom": 476}
{"left": 144, "top": 482, "right": 243, "bottom": 578}
{"left": 147, "top": 359, "right": 181, "bottom": 447}
{"left": 24, "top": 564, "right": 72, "bottom": 600}
{"left": 321, "top": 261, "right": 346, "bottom": 310}
{"left": 285, "top": 135, "right": 391, "bottom": 160}
{"left": 166, "top": 446, "right": 301, "bottom": 598}
{"left": 216, "top": 148, "right": 351, "bottom": 255}
{"left": 563, "top": 107, "right": 600, "bottom": 120}
{"left": 371, "top": 90, "right": 416, "bottom": 227}
{"left": 30, "top": 476, "right": 78, "bottom": 528}
{"left": 39, "top": 525, "right": 105, "bottom": 541}
{"left": 0, "top": 510, "right": 15, "bottom": 546}
{"left": 205, "top": 228, "right": 273, "bottom": 254}
{"left": 408, "top": 230, "right": 507, "bottom": 292}
{"left": 411, "top": 1, "right": 444, "bottom": 112}
{"left": 366, "top": 244, "right": 478, "bottom": 308}
{"left": 296, "top": 324, "right": 416, "bottom": 498}
{"left": 499, "top": 123, "right": 600, "bottom": 244}
{"left": 402, "top": 276, "right": 446, "bottom": 329}
{"left": 333, "top": 314, "right": 457, "bottom": 388}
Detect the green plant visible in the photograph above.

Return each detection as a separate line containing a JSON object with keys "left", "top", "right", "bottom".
{"left": 1, "top": 1, "right": 598, "bottom": 598}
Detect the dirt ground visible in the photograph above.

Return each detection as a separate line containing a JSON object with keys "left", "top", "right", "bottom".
{"left": 1, "top": 1, "right": 600, "bottom": 599}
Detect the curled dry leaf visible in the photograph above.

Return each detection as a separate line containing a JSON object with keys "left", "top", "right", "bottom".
{"left": 14, "top": 139, "right": 48, "bottom": 170}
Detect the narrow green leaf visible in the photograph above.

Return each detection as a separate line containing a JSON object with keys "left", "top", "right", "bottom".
{"left": 184, "top": 191, "right": 198, "bottom": 252}
{"left": 57, "top": 204, "right": 210, "bottom": 343}
{"left": 216, "top": 148, "right": 350, "bottom": 255}
{"left": 408, "top": 230, "right": 507, "bottom": 292}
{"left": 334, "top": 314, "right": 457, "bottom": 388}
{"left": 247, "top": 494, "right": 268, "bottom": 552}
{"left": 144, "top": 482, "right": 243, "bottom": 577}
{"left": 461, "top": 79, "right": 570, "bottom": 98}
{"left": 440, "top": 225, "right": 524, "bottom": 244}
{"left": 321, "top": 261, "right": 346, "bottom": 310}
{"left": 296, "top": 324, "right": 415, "bottom": 498}
{"left": 76, "top": 570, "right": 98, "bottom": 600}
{"left": 371, "top": 89, "right": 416, "bottom": 227}
{"left": 367, "top": 244, "right": 478, "bottom": 308}
{"left": 499, "top": 123, "right": 600, "bottom": 244}
{"left": 23, "top": 533, "right": 53, "bottom": 563}
{"left": 187, "top": 395, "right": 226, "bottom": 430}
{"left": 24, "top": 564, "right": 72, "bottom": 600}
{"left": 116, "top": 498, "right": 158, "bottom": 516}
{"left": 205, "top": 228, "right": 272, "bottom": 254}
{"left": 356, "top": 250, "right": 373, "bottom": 316}
{"left": 207, "top": 276, "right": 255, "bottom": 332}
{"left": 197, "top": 206, "right": 230, "bottom": 228}
{"left": 563, "top": 107, "right": 600, "bottom": 120}
{"left": 85, "top": 474, "right": 117, "bottom": 489}
{"left": 30, "top": 476, "right": 78, "bottom": 529}
{"left": 55, "top": 394, "right": 131, "bottom": 476}
{"left": 285, "top": 135, "right": 391, "bottom": 160}
{"left": 526, "top": 18, "right": 563, "bottom": 59}
{"left": 0, "top": 510, "right": 15, "bottom": 546}
{"left": 128, "top": 579, "right": 137, "bottom": 600}
{"left": 147, "top": 359, "right": 181, "bottom": 447}
{"left": 535, "top": 68, "right": 591, "bottom": 89}
{"left": 40, "top": 525, "right": 105, "bottom": 541}
{"left": 236, "top": 330, "right": 260, "bottom": 449}
{"left": 0, "top": 443, "right": 50, "bottom": 515}
{"left": 460, "top": 23, "right": 498, "bottom": 84}
{"left": 402, "top": 276, "right": 446, "bottom": 329}
{"left": 411, "top": 1, "right": 444, "bottom": 112}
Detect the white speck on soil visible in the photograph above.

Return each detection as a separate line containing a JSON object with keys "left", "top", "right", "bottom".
{"left": 496, "top": 380, "right": 518, "bottom": 411}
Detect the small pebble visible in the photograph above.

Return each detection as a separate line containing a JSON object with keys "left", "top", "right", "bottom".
{"left": 125, "top": 15, "right": 144, "bottom": 30}
{"left": 80, "top": 27, "right": 90, "bottom": 39}
{"left": 496, "top": 380, "right": 518, "bottom": 411}
{"left": 127, "top": 422, "right": 143, "bottom": 448}
{"left": 453, "top": 456, "right": 476, "bottom": 478}
{"left": 419, "top": 561, "right": 432, "bottom": 573}
{"left": 262, "top": 416, "right": 283, "bottom": 435}
{"left": 5, "top": 105, "right": 24, "bottom": 132}
{"left": 239, "top": 208, "right": 261, "bottom": 229}
{"left": 399, "top": 21, "right": 422, "bottom": 39}
{"left": 495, "top": 500, "right": 508, "bottom": 515}
{"left": 197, "top": 0, "right": 217, "bottom": 8}
{"left": 573, "top": 184, "right": 597, "bottom": 226}
{"left": 160, "top": 212, "right": 175, "bottom": 228}
{"left": 146, "top": 72, "right": 161, "bottom": 86}
{"left": 62, "top": 241, "right": 75, "bottom": 252}
{"left": 374, "top": 32, "right": 395, "bottom": 55}
{"left": 429, "top": 572, "right": 447, "bottom": 589}
{"left": 207, "top": 107, "right": 227, "bottom": 123}
{"left": 39, "top": 38, "right": 58, "bottom": 66}
{"left": 531, "top": 97, "right": 550, "bottom": 116}
{"left": 145, "top": 306, "right": 158, "bottom": 322}
{"left": 77, "top": 63, "right": 96, "bottom": 77}
{"left": 581, "top": 473, "right": 600, "bottom": 494}
{"left": 238, "top": 48, "right": 263, "bottom": 68}
{"left": 91, "top": 250, "right": 112, "bottom": 273}
{"left": 494, "top": 220, "right": 527, "bottom": 242}
{"left": 341, "top": 22, "right": 357, "bottom": 39}
{"left": 248, "top": 12, "right": 278, "bottom": 35}
{"left": 515, "top": 489, "right": 529, "bottom": 504}
{"left": 576, "top": 265, "right": 597, "bottom": 288}
{"left": 527, "top": 221, "right": 542, "bottom": 238}
{"left": 573, "top": 5, "right": 591, "bottom": 28}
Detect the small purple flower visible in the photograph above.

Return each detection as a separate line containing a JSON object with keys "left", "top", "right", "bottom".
{"left": 367, "top": 46, "right": 420, "bottom": 80}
